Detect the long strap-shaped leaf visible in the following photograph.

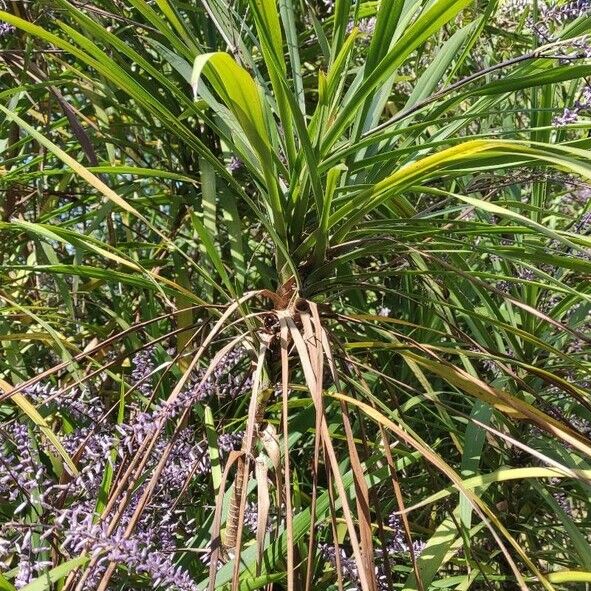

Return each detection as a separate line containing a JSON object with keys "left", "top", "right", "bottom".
{"left": 310, "top": 309, "right": 378, "bottom": 590}
{"left": 399, "top": 466, "right": 591, "bottom": 515}
{"left": 328, "top": 392, "right": 553, "bottom": 591}
{"left": 322, "top": 0, "right": 473, "bottom": 151}
{"left": 281, "top": 310, "right": 374, "bottom": 591}
{"left": 229, "top": 337, "right": 271, "bottom": 591}
{"left": 331, "top": 139, "right": 591, "bottom": 243}
{"left": 192, "top": 52, "right": 287, "bottom": 247}
{"left": 401, "top": 352, "right": 591, "bottom": 458}
{"left": 278, "top": 315, "right": 296, "bottom": 590}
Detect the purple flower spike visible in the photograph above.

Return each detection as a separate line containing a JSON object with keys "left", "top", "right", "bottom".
{"left": 554, "top": 86, "right": 591, "bottom": 127}
{"left": 131, "top": 346, "right": 156, "bottom": 396}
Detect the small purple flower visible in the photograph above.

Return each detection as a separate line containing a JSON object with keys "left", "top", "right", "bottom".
{"left": 0, "top": 22, "right": 15, "bottom": 37}
{"left": 227, "top": 156, "right": 243, "bottom": 174}
{"left": 495, "top": 279, "right": 512, "bottom": 294}
{"left": 218, "top": 432, "right": 244, "bottom": 453}
{"left": 243, "top": 501, "right": 260, "bottom": 534}
{"left": 14, "top": 556, "right": 32, "bottom": 589}
{"left": 518, "top": 267, "right": 536, "bottom": 281}
{"left": 319, "top": 542, "right": 359, "bottom": 584}
{"left": 482, "top": 357, "right": 499, "bottom": 374}
{"left": 553, "top": 107, "right": 581, "bottom": 127}
{"left": 347, "top": 17, "right": 376, "bottom": 36}
{"left": 553, "top": 86, "right": 591, "bottom": 127}
{"left": 357, "top": 17, "right": 376, "bottom": 35}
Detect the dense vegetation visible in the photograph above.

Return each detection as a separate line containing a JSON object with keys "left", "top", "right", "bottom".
{"left": 1, "top": 0, "right": 590, "bottom": 589}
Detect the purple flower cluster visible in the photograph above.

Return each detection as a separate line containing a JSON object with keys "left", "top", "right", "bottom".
{"left": 5, "top": 528, "right": 51, "bottom": 589}
{"left": 117, "top": 347, "right": 250, "bottom": 455}
{"left": 0, "top": 423, "right": 44, "bottom": 508}
{"left": 156, "top": 429, "right": 211, "bottom": 493}
{"left": 518, "top": 267, "right": 536, "bottom": 281}
{"left": 183, "top": 347, "right": 252, "bottom": 403}
{"left": 1, "top": 417, "right": 205, "bottom": 588}
{"left": 319, "top": 513, "right": 426, "bottom": 589}
{"left": 346, "top": 17, "right": 377, "bottom": 36}
{"left": 59, "top": 504, "right": 197, "bottom": 591}
{"left": 112, "top": 353, "right": 249, "bottom": 480}
{"left": 0, "top": 346, "right": 251, "bottom": 589}
{"left": 545, "top": 0, "right": 591, "bottom": 22}
{"left": 501, "top": 0, "right": 591, "bottom": 24}
{"left": 386, "top": 514, "right": 427, "bottom": 556}
{"left": 498, "top": 0, "right": 591, "bottom": 46}
{"left": 25, "top": 382, "right": 104, "bottom": 422}
{"left": 553, "top": 86, "right": 591, "bottom": 127}
{"left": 227, "top": 156, "right": 243, "bottom": 174}
{"left": 495, "top": 279, "right": 512, "bottom": 294}
{"left": 131, "top": 345, "right": 157, "bottom": 396}
{"left": 319, "top": 542, "right": 360, "bottom": 587}
{"left": 0, "top": 22, "right": 15, "bottom": 37}
{"left": 218, "top": 431, "right": 244, "bottom": 453}
{"left": 243, "top": 501, "right": 260, "bottom": 534}
{"left": 62, "top": 428, "right": 114, "bottom": 495}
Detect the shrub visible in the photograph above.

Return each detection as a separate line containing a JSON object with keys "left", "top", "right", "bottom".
{"left": 0, "top": 0, "right": 590, "bottom": 589}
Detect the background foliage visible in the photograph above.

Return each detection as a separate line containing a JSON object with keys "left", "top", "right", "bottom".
{"left": 0, "top": 0, "right": 591, "bottom": 589}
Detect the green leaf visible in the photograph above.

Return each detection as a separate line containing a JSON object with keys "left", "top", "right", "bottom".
{"left": 192, "top": 52, "right": 273, "bottom": 169}
{"left": 0, "top": 572, "right": 16, "bottom": 591}
{"left": 20, "top": 557, "right": 89, "bottom": 591}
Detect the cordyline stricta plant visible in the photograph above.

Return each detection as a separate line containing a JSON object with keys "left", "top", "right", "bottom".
{"left": 1, "top": 0, "right": 591, "bottom": 589}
